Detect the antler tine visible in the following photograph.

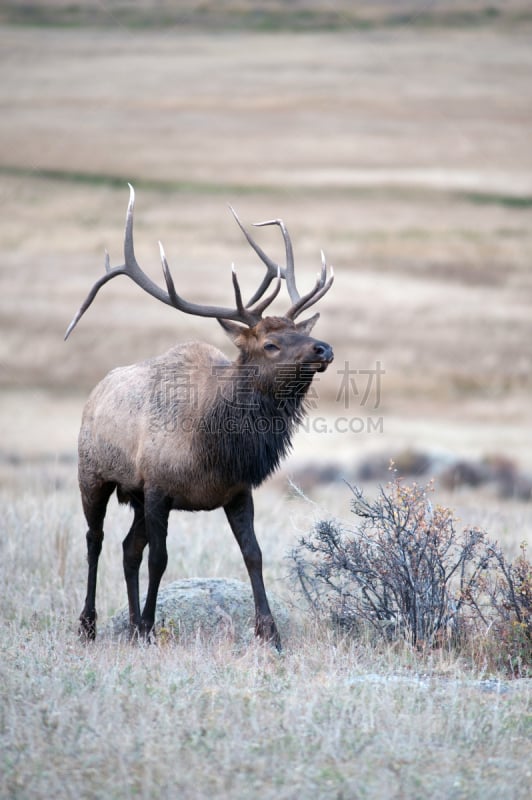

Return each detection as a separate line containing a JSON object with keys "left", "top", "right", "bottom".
{"left": 229, "top": 206, "right": 287, "bottom": 307}
{"left": 64, "top": 267, "right": 122, "bottom": 340}
{"left": 252, "top": 218, "right": 299, "bottom": 305}
{"left": 112, "top": 184, "right": 171, "bottom": 305}
{"left": 285, "top": 252, "right": 334, "bottom": 321}
{"left": 230, "top": 262, "right": 281, "bottom": 321}
{"left": 158, "top": 243, "right": 258, "bottom": 326}
{"left": 251, "top": 265, "right": 282, "bottom": 316}
{"left": 64, "top": 184, "right": 172, "bottom": 340}
{"left": 251, "top": 217, "right": 334, "bottom": 321}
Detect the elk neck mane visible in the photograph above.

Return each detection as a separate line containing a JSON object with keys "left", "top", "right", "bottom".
{"left": 196, "top": 363, "right": 312, "bottom": 488}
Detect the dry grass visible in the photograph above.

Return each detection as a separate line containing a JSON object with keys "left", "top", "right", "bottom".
{"left": 1, "top": 468, "right": 531, "bottom": 800}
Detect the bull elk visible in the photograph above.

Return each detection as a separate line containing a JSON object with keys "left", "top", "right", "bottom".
{"left": 65, "top": 185, "right": 334, "bottom": 649}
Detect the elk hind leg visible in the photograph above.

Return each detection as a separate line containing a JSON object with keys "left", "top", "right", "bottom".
{"left": 139, "top": 489, "right": 171, "bottom": 640}
{"left": 122, "top": 493, "right": 148, "bottom": 640}
{"left": 79, "top": 481, "right": 115, "bottom": 640}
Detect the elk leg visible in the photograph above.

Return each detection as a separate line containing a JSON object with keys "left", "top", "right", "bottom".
{"left": 122, "top": 501, "right": 148, "bottom": 639}
{"left": 224, "top": 490, "right": 281, "bottom": 651}
{"left": 140, "top": 489, "right": 171, "bottom": 640}
{"left": 79, "top": 481, "right": 115, "bottom": 640}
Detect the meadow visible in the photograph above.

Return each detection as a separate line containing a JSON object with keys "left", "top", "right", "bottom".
{"left": 2, "top": 466, "right": 531, "bottom": 800}
{"left": 1, "top": 4, "right": 531, "bottom": 797}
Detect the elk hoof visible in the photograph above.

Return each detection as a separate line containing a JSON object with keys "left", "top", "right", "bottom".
{"left": 256, "top": 614, "right": 282, "bottom": 652}
{"left": 129, "top": 619, "right": 155, "bottom": 644}
{"left": 79, "top": 613, "right": 96, "bottom": 641}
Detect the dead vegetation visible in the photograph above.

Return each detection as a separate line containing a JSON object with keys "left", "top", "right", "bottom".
{"left": 291, "top": 477, "right": 532, "bottom": 674}
{"left": 1, "top": 467, "right": 532, "bottom": 799}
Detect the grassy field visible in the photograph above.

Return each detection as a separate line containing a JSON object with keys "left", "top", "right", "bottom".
{"left": 1, "top": 5, "right": 531, "bottom": 798}
{"left": 1, "top": 467, "right": 531, "bottom": 799}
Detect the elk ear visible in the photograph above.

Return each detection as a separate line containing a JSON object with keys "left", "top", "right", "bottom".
{"left": 217, "top": 318, "right": 249, "bottom": 344}
{"left": 295, "top": 312, "right": 320, "bottom": 335}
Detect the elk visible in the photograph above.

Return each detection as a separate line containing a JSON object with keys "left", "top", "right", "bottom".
{"left": 65, "top": 185, "right": 334, "bottom": 649}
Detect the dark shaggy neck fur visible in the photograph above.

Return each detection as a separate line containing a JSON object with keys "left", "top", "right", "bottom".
{"left": 198, "top": 369, "right": 313, "bottom": 488}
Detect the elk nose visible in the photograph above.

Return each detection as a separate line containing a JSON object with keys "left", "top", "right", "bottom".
{"left": 313, "top": 342, "right": 333, "bottom": 361}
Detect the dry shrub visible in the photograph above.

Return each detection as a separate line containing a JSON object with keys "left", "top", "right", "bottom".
{"left": 290, "top": 477, "right": 532, "bottom": 675}
{"left": 480, "top": 542, "right": 532, "bottom": 676}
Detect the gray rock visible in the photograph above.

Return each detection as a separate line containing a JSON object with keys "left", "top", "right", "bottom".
{"left": 106, "top": 577, "right": 291, "bottom": 645}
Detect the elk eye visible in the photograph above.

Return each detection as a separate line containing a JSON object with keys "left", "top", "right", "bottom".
{"left": 264, "top": 342, "right": 280, "bottom": 353}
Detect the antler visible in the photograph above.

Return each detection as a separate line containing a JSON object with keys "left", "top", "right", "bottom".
{"left": 65, "top": 185, "right": 333, "bottom": 339}
{"left": 230, "top": 210, "right": 334, "bottom": 320}
{"left": 64, "top": 184, "right": 281, "bottom": 339}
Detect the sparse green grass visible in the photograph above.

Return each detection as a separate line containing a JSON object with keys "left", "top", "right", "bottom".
{"left": 3, "top": 164, "right": 532, "bottom": 210}
{"left": 463, "top": 191, "right": 532, "bottom": 210}
{"left": 0, "top": 165, "right": 277, "bottom": 197}
{"left": 3, "top": 0, "right": 532, "bottom": 31}
{"left": 1, "top": 469, "right": 531, "bottom": 799}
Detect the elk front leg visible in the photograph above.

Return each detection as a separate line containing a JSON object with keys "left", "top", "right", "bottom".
{"left": 140, "top": 489, "right": 171, "bottom": 640}
{"left": 224, "top": 490, "right": 281, "bottom": 650}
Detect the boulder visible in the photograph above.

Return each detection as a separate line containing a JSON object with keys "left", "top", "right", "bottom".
{"left": 106, "top": 577, "right": 291, "bottom": 645}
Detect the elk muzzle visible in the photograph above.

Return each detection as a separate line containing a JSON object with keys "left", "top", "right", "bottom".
{"left": 309, "top": 339, "right": 334, "bottom": 372}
